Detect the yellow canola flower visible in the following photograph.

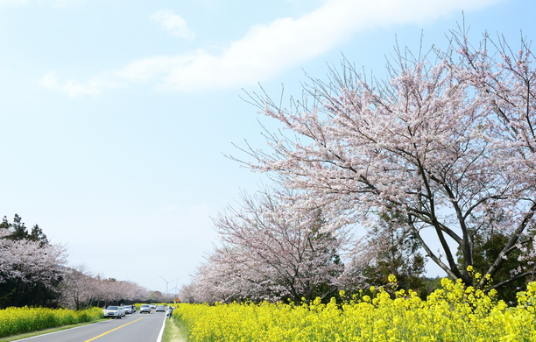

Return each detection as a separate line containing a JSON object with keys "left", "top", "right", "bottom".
{"left": 173, "top": 281, "right": 536, "bottom": 342}
{"left": 0, "top": 306, "right": 103, "bottom": 338}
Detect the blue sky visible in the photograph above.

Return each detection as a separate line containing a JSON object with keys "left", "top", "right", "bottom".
{"left": 0, "top": 0, "right": 533, "bottom": 293}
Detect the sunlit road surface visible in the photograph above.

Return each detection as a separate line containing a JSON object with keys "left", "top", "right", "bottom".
{"left": 13, "top": 311, "right": 166, "bottom": 342}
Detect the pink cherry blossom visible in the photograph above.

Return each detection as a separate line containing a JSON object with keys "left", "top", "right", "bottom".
{"left": 238, "top": 28, "right": 536, "bottom": 289}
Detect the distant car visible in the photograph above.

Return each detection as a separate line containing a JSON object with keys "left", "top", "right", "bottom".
{"left": 156, "top": 305, "right": 165, "bottom": 312}
{"left": 150, "top": 304, "right": 156, "bottom": 310}
{"left": 103, "top": 306, "right": 123, "bottom": 319}
{"left": 140, "top": 304, "right": 151, "bottom": 314}
{"left": 122, "top": 306, "right": 132, "bottom": 314}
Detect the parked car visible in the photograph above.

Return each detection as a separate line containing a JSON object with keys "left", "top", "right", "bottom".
{"left": 140, "top": 304, "right": 151, "bottom": 314}
{"left": 131, "top": 305, "right": 136, "bottom": 313}
{"left": 150, "top": 304, "right": 156, "bottom": 310}
{"left": 103, "top": 306, "right": 123, "bottom": 319}
{"left": 156, "top": 305, "right": 165, "bottom": 312}
{"left": 122, "top": 306, "right": 132, "bottom": 314}
{"left": 119, "top": 307, "right": 126, "bottom": 317}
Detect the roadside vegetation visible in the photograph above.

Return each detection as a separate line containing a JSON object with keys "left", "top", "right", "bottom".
{"left": 173, "top": 276, "right": 536, "bottom": 341}
{"left": 180, "top": 23, "right": 536, "bottom": 310}
{"left": 0, "top": 306, "right": 103, "bottom": 338}
{"left": 173, "top": 22, "right": 536, "bottom": 341}
{"left": 163, "top": 315, "right": 188, "bottom": 342}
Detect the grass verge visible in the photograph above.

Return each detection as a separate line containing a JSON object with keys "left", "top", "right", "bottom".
{"left": 162, "top": 318, "right": 188, "bottom": 342}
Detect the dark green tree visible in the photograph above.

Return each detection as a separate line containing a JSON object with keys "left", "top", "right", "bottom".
{"left": 363, "top": 213, "right": 427, "bottom": 298}
{"left": 1, "top": 214, "right": 48, "bottom": 243}
{"left": 0, "top": 214, "right": 59, "bottom": 308}
{"left": 457, "top": 230, "right": 534, "bottom": 305}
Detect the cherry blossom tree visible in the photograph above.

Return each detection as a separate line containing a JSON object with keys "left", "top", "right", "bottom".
{"left": 58, "top": 264, "right": 98, "bottom": 310}
{"left": 178, "top": 283, "right": 196, "bottom": 303}
{"left": 189, "top": 246, "right": 253, "bottom": 303}
{"left": 1, "top": 215, "right": 149, "bottom": 308}
{"left": 58, "top": 264, "right": 151, "bottom": 309}
{"left": 90, "top": 277, "right": 148, "bottom": 306}
{"left": 238, "top": 27, "right": 536, "bottom": 290}
{"left": 0, "top": 229, "right": 68, "bottom": 307}
{"left": 190, "top": 187, "right": 363, "bottom": 303}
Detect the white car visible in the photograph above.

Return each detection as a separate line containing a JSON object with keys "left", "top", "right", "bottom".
{"left": 103, "top": 306, "right": 123, "bottom": 319}
{"left": 140, "top": 304, "right": 151, "bottom": 314}
{"left": 122, "top": 306, "right": 132, "bottom": 314}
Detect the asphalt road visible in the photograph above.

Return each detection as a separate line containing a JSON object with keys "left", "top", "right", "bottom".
{"left": 13, "top": 311, "right": 167, "bottom": 342}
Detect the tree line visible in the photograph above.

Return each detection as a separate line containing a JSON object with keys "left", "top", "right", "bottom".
{"left": 0, "top": 214, "right": 172, "bottom": 309}
{"left": 180, "top": 24, "right": 536, "bottom": 305}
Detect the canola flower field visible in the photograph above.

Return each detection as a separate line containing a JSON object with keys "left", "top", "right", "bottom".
{"left": 173, "top": 277, "right": 536, "bottom": 342}
{"left": 0, "top": 306, "right": 103, "bottom": 338}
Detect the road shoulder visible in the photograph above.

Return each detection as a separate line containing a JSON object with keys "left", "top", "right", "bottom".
{"left": 162, "top": 318, "right": 187, "bottom": 342}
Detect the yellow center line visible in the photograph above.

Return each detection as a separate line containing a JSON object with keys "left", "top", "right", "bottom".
{"left": 84, "top": 317, "right": 144, "bottom": 342}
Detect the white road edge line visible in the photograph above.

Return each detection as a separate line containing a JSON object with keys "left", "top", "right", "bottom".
{"left": 157, "top": 316, "right": 166, "bottom": 342}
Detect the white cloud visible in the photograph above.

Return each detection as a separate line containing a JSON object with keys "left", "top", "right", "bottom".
{"left": 39, "top": 71, "right": 59, "bottom": 89}
{"left": 39, "top": 70, "right": 120, "bottom": 96}
{"left": 151, "top": 10, "right": 195, "bottom": 40}
{"left": 42, "top": 0, "right": 506, "bottom": 96}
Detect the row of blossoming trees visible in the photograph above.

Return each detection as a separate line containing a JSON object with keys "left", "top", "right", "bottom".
{"left": 57, "top": 264, "right": 151, "bottom": 310}
{"left": 0, "top": 215, "right": 157, "bottom": 309}
{"left": 181, "top": 25, "right": 536, "bottom": 304}
{"left": 181, "top": 187, "right": 371, "bottom": 304}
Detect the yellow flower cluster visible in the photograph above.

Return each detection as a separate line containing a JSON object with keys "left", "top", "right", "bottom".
{"left": 173, "top": 279, "right": 536, "bottom": 341}
{"left": 0, "top": 306, "right": 103, "bottom": 338}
